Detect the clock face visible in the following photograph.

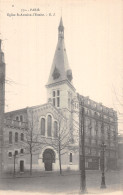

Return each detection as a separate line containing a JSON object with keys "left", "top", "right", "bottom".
{"left": 52, "top": 67, "right": 60, "bottom": 80}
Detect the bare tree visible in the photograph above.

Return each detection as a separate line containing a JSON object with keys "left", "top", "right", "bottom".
{"left": 20, "top": 111, "right": 44, "bottom": 175}
{"left": 112, "top": 85, "right": 123, "bottom": 134}
{"left": 46, "top": 114, "right": 72, "bottom": 175}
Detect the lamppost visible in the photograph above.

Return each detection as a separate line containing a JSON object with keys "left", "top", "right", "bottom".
{"left": 100, "top": 112, "right": 107, "bottom": 189}
{"left": 13, "top": 151, "right": 18, "bottom": 177}
{"left": 100, "top": 142, "right": 106, "bottom": 188}
{"left": 79, "top": 96, "right": 87, "bottom": 194}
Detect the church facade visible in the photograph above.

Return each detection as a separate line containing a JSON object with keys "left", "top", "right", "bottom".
{"left": 2, "top": 18, "right": 118, "bottom": 173}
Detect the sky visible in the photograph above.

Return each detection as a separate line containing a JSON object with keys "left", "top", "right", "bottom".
{"left": 0, "top": 0, "right": 123, "bottom": 132}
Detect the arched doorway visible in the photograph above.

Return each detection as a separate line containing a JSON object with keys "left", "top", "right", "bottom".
{"left": 43, "top": 149, "right": 55, "bottom": 171}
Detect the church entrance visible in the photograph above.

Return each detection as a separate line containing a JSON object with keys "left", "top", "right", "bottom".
{"left": 43, "top": 149, "right": 55, "bottom": 171}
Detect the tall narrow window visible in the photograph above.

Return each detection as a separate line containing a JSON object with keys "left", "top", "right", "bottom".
{"left": 15, "top": 132, "right": 18, "bottom": 143}
{"left": 15, "top": 150, "right": 18, "bottom": 156}
{"left": 20, "top": 115, "right": 23, "bottom": 122}
{"left": 16, "top": 116, "right": 19, "bottom": 121}
{"left": 20, "top": 149, "right": 24, "bottom": 154}
{"left": 57, "top": 97, "right": 60, "bottom": 107}
{"left": 57, "top": 90, "right": 60, "bottom": 96}
{"left": 53, "top": 91, "right": 56, "bottom": 106}
{"left": 8, "top": 152, "right": 12, "bottom": 158}
{"left": 47, "top": 115, "right": 52, "bottom": 137}
{"left": 9, "top": 132, "right": 12, "bottom": 144}
{"left": 52, "top": 90, "right": 60, "bottom": 107}
{"left": 70, "top": 153, "right": 72, "bottom": 163}
{"left": 41, "top": 118, "right": 45, "bottom": 136}
{"left": 20, "top": 133, "right": 24, "bottom": 141}
{"left": 54, "top": 121, "right": 58, "bottom": 138}
{"left": 57, "top": 90, "right": 60, "bottom": 107}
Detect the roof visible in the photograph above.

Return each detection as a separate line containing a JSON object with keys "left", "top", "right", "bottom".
{"left": 46, "top": 18, "right": 73, "bottom": 87}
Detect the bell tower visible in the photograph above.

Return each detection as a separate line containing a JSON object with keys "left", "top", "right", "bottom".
{"left": 46, "top": 18, "right": 76, "bottom": 111}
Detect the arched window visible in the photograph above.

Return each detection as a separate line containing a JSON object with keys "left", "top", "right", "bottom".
{"left": 70, "top": 153, "right": 72, "bottom": 163}
{"left": 54, "top": 121, "right": 58, "bottom": 138}
{"left": 8, "top": 152, "right": 12, "bottom": 157}
{"left": 20, "top": 133, "right": 24, "bottom": 141}
{"left": 9, "top": 132, "right": 12, "bottom": 144}
{"left": 16, "top": 116, "right": 19, "bottom": 121}
{"left": 20, "top": 115, "right": 23, "bottom": 122}
{"left": 47, "top": 115, "right": 52, "bottom": 137}
{"left": 41, "top": 118, "right": 45, "bottom": 136}
{"left": 15, "top": 150, "right": 18, "bottom": 156}
{"left": 15, "top": 132, "right": 18, "bottom": 143}
{"left": 20, "top": 149, "right": 24, "bottom": 154}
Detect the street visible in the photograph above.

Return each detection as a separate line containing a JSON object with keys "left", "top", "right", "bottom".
{"left": 0, "top": 170, "right": 123, "bottom": 195}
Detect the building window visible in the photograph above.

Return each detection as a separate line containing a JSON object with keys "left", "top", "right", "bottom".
{"left": 15, "top": 150, "right": 18, "bottom": 156}
{"left": 52, "top": 90, "right": 60, "bottom": 107}
{"left": 16, "top": 116, "right": 19, "bottom": 121}
{"left": 20, "top": 133, "right": 24, "bottom": 141}
{"left": 41, "top": 118, "right": 45, "bottom": 136}
{"left": 47, "top": 115, "right": 52, "bottom": 137}
{"left": 8, "top": 152, "right": 12, "bottom": 158}
{"left": 20, "top": 115, "right": 23, "bottom": 122}
{"left": 15, "top": 132, "right": 18, "bottom": 143}
{"left": 54, "top": 121, "right": 58, "bottom": 138}
{"left": 53, "top": 91, "right": 55, "bottom": 97}
{"left": 53, "top": 91, "right": 56, "bottom": 106}
{"left": 57, "top": 90, "right": 60, "bottom": 96}
{"left": 20, "top": 149, "right": 24, "bottom": 154}
{"left": 57, "top": 90, "right": 60, "bottom": 107}
{"left": 57, "top": 97, "right": 60, "bottom": 107}
{"left": 9, "top": 132, "right": 12, "bottom": 144}
{"left": 70, "top": 153, "right": 72, "bottom": 163}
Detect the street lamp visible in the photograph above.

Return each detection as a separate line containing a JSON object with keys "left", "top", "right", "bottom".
{"left": 13, "top": 151, "right": 18, "bottom": 177}
{"left": 79, "top": 97, "right": 87, "bottom": 194}
{"left": 100, "top": 142, "right": 106, "bottom": 189}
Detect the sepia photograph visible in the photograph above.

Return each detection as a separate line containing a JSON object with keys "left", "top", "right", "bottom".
{"left": 0, "top": 0, "right": 123, "bottom": 194}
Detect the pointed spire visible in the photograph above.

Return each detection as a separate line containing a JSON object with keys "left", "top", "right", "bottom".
{"left": 58, "top": 17, "right": 64, "bottom": 39}
{"left": 59, "top": 17, "right": 63, "bottom": 27}
{"left": 46, "top": 18, "right": 74, "bottom": 88}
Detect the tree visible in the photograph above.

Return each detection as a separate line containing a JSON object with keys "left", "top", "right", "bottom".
{"left": 47, "top": 114, "right": 72, "bottom": 175}
{"left": 20, "top": 111, "right": 44, "bottom": 175}
{"left": 112, "top": 85, "right": 123, "bottom": 135}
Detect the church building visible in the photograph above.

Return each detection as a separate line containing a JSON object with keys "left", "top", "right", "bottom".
{"left": 2, "top": 18, "right": 118, "bottom": 173}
